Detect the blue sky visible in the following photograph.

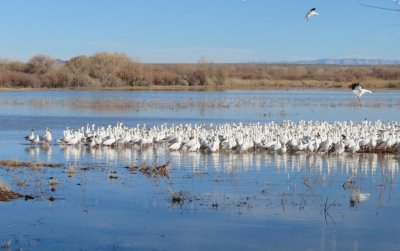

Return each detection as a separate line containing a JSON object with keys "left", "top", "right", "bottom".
{"left": 0, "top": 0, "right": 399, "bottom": 63}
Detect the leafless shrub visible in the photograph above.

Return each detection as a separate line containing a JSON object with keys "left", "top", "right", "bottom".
{"left": 26, "top": 55, "right": 55, "bottom": 75}
{"left": 1, "top": 52, "right": 400, "bottom": 89}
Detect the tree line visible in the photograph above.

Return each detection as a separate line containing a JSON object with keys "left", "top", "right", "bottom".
{"left": 0, "top": 52, "right": 399, "bottom": 89}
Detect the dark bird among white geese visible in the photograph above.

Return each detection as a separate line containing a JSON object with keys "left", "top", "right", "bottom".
{"left": 350, "top": 82, "right": 372, "bottom": 102}
{"left": 305, "top": 7, "right": 318, "bottom": 21}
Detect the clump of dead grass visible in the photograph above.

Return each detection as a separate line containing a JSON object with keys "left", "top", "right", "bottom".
{"left": 0, "top": 160, "right": 63, "bottom": 169}
{"left": 48, "top": 177, "right": 58, "bottom": 187}
{"left": 0, "top": 180, "right": 23, "bottom": 201}
{"left": 169, "top": 189, "right": 185, "bottom": 206}
{"left": 65, "top": 164, "right": 77, "bottom": 177}
{"left": 125, "top": 160, "right": 170, "bottom": 178}
{"left": 0, "top": 180, "right": 10, "bottom": 193}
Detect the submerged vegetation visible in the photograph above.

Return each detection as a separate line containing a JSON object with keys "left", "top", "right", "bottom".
{"left": 0, "top": 160, "right": 63, "bottom": 169}
{"left": 125, "top": 160, "right": 170, "bottom": 178}
{"left": 0, "top": 52, "right": 400, "bottom": 90}
{"left": 0, "top": 180, "right": 30, "bottom": 201}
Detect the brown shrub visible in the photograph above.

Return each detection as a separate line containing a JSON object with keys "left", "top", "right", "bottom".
{"left": 1, "top": 53, "right": 400, "bottom": 89}
{"left": 0, "top": 71, "right": 40, "bottom": 87}
{"left": 26, "top": 55, "right": 55, "bottom": 74}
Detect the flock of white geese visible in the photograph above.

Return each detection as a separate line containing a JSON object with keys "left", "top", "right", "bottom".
{"left": 25, "top": 120, "right": 400, "bottom": 155}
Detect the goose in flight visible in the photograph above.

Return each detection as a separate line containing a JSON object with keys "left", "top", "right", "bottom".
{"left": 350, "top": 82, "right": 372, "bottom": 101}
{"left": 305, "top": 7, "right": 318, "bottom": 21}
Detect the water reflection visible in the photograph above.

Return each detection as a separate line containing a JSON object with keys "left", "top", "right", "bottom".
{"left": 50, "top": 144, "right": 400, "bottom": 178}
{"left": 0, "top": 90, "right": 399, "bottom": 121}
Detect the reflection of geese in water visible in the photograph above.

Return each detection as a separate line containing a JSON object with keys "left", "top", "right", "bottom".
{"left": 40, "top": 144, "right": 52, "bottom": 162}
{"left": 119, "top": 148, "right": 132, "bottom": 162}
{"left": 186, "top": 152, "right": 201, "bottom": 172}
{"left": 25, "top": 146, "right": 40, "bottom": 160}
{"left": 103, "top": 147, "right": 117, "bottom": 162}
{"left": 169, "top": 151, "right": 182, "bottom": 167}
{"left": 60, "top": 145, "right": 82, "bottom": 162}
{"left": 362, "top": 154, "right": 378, "bottom": 174}
{"left": 350, "top": 187, "right": 370, "bottom": 207}
{"left": 49, "top": 143, "right": 400, "bottom": 180}
{"left": 211, "top": 153, "right": 221, "bottom": 171}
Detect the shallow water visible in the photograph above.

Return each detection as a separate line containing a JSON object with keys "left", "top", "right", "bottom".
{"left": 0, "top": 90, "right": 399, "bottom": 250}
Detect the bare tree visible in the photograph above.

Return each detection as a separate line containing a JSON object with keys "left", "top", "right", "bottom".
{"left": 26, "top": 55, "right": 55, "bottom": 75}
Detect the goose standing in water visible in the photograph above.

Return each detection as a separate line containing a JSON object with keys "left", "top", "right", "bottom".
{"left": 32, "top": 133, "right": 40, "bottom": 145}
{"left": 169, "top": 136, "right": 182, "bottom": 151}
{"left": 41, "top": 128, "right": 52, "bottom": 144}
{"left": 328, "top": 141, "right": 345, "bottom": 155}
{"left": 24, "top": 128, "right": 35, "bottom": 143}
{"left": 51, "top": 120, "right": 399, "bottom": 154}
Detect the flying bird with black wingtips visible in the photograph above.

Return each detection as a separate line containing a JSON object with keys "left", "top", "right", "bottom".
{"left": 350, "top": 82, "right": 372, "bottom": 102}
{"left": 305, "top": 7, "right": 319, "bottom": 21}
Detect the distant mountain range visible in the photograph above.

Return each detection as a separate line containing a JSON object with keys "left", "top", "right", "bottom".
{"left": 278, "top": 58, "right": 400, "bottom": 65}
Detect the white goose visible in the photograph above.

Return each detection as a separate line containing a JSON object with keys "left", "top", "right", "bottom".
{"left": 350, "top": 82, "right": 372, "bottom": 102}
{"left": 305, "top": 7, "right": 318, "bottom": 21}
{"left": 32, "top": 133, "right": 40, "bottom": 145}
{"left": 169, "top": 136, "right": 182, "bottom": 151}
{"left": 41, "top": 128, "right": 52, "bottom": 144}
{"left": 24, "top": 128, "right": 35, "bottom": 143}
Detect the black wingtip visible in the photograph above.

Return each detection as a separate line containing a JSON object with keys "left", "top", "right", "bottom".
{"left": 349, "top": 82, "right": 360, "bottom": 90}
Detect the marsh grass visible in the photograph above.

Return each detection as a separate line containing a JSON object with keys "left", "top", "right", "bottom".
{"left": 169, "top": 189, "right": 185, "bottom": 206}
{"left": 0, "top": 180, "right": 25, "bottom": 201}
{"left": 48, "top": 177, "right": 58, "bottom": 187}
{"left": 0, "top": 180, "right": 10, "bottom": 192}
{"left": 125, "top": 160, "right": 170, "bottom": 178}
{"left": 0, "top": 160, "right": 63, "bottom": 169}
{"left": 65, "top": 164, "right": 77, "bottom": 177}
{"left": 12, "top": 176, "right": 26, "bottom": 187}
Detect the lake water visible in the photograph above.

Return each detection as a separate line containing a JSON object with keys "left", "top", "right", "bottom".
{"left": 0, "top": 89, "right": 399, "bottom": 250}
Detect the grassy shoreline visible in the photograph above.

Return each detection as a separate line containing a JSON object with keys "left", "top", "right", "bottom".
{"left": 1, "top": 53, "right": 400, "bottom": 91}
{"left": 0, "top": 81, "right": 397, "bottom": 92}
